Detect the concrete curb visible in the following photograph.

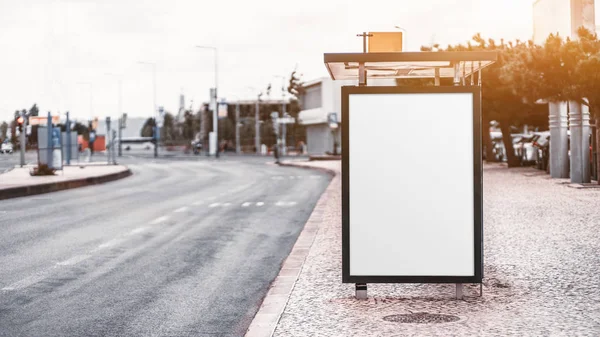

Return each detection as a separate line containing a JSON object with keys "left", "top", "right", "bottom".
{"left": 0, "top": 168, "right": 132, "bottom": 200}
{"left": 277, "top": 161, "right": 337, "bottom": 177}
{"left": 245, "top": 162, "right": 338, "bottom": 337}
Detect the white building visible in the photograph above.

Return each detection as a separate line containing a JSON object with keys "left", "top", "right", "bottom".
{"left": 298, "top": 77, "right": 396, "bottom": 155}
{"left": 533, "top": 0, "right": 596, "bottom": 44}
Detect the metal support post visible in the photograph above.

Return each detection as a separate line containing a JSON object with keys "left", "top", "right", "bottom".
{"left": 112, "top": 130, "right": 117, "bottom": 164}
{"left": 456, "top": 283, "right": 463, "bottom": 300}
{"left": 281, "top": 95, "right": 287, "bottom": 156}
{"left": 568, "top": 101, "right": 591, "bottom": 183}
{"left": 358, "top": 63, "right": 366, "bottom": 86}
{"left": 355, "top": 283, "right": 367, "bottom": 300}
{"left": 106, "top": 117, "right": 111, "bottom": 164}
{"left": 453, "top": 63, "right": 461, "bottom": 86}
{"left": 434, "top": 68, "right": 440, "bottom": 86}
{"left": 235, "top": 101, "right": 240, "bottom": 154}
{"left": 255, "top": 96, "right": 261, "bottom": 154}
{"left": 118, "top": 118, "right": 123, "bottom": 157}
{"left": 549, "top": 102, "right": 570, "bottom": 178}
{"left": 20, "top": 110, "right": 26, "bottom": 167}
{"left": 153, "top": 124, "right": 158, "bottom": 158}
{"left": 47, "top": 112, "right": 53, "bottom": 167}
{"left": 66, "top": 111, "right": 71, "bottom": 165}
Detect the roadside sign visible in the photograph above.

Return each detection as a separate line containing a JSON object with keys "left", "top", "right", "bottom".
{"left": 342, "top": 85, "right": 482, "bottom": 285}
{"left": 121, "top": 113, "right": 127, "bottom": 128}
{"left": 26, "top": 125, "right": 32, "bottom": 135}
{"left": 89, "top": 131, "right": 96, "bottom": 142}
{"left": 218, "top": 102, "right": 228, "bottom": 119}
{"left": 368, "top": 32, "right": 403, "bottom": 52}
{"left": 278, "top": 117, "right": 295, "bottom": 124}
{"left": 28, "top": 116, "right": 60, "bottom": 125}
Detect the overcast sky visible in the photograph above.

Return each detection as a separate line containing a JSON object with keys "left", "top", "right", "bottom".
{"left": 0, "top": 0, "right": 540, "bottom": 122}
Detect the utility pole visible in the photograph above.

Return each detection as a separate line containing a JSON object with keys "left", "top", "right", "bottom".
{"left": 106, "top": 116, "right": 111, "bottom": 164}
{"left": 281, "top": 81, "right": 287, "bottom": 156}
{"left": 19, "top": 110, "right": 26, "bottom": 167}
{"left": 255, "top": 93, "right": 261, "bottom": 154}
{"left": 196, "top": 46, "right": 219, "bottom": 158}
{"left": 235, "top": 100, "right": 240, "bottom": 154}
{"left": 137, "top": 61, "right": 158, "bottom": 158}
{"left": 66, "top": 111, "right": 71, "bottom": 165}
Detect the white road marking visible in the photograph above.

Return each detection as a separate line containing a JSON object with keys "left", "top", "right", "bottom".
{"left": 209, "top": 203, "right": 221, "bottom": 208}
{"left": 150, "top": 216, "right": 169, "bottom": 225}
{"left": 275, "top": 201, "right": 297, "bottom": 207}
{"left": 207, "top": 196, "right": 217, "bottom": 200}
{"left": 289, "top": 176, "right": 295, "bottom": 179}
{"left": 96, "top": 238, "right": 124, "bottom": 250}
{"left": 296, "top": 176, "right": 302, "bottom": 179}
{"left": 242, "top": 202, "right": 251, "bottom": 207}
{"left": 223, "top": 203, "right": 231, "bottom": 207}
{"left": 192, "top": 200, "right": 204, "bottom": 206}
{"left": 174, "top": 206, "right": 188, "bottom": 213}
{"left": 310, "top": 175, "right": 320, "bottom": 179}
{"left": 128, "top": 227, "right": 149, "bottom": 235}
{"left": 256, "top": 202, "right": 264, "bottom": 207}
{"left": 56, "top": 254, "right": 92, "bottom": 266}
{"left": 2, "top": 271, "right": 53, "bottom": 291}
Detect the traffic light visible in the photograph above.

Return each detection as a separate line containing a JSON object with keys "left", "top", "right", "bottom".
{"left": 17, "top": 116, "right": 24, "bottom": 132}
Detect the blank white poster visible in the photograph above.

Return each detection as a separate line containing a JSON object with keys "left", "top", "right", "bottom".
{"left": 348, "top": 93, "right": 475, "bottom": 276}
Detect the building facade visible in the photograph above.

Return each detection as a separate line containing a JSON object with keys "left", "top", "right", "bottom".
{"left": 298, "top": 77, "right": 396, "bottom": 155}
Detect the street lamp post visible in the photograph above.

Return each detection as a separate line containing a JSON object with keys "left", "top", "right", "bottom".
{"left": 247, "top": 87, "right": 264, "bottom": 154}
{"left": 196, "top": 45, "right": 219, "bottom": 158}
{"left": 105, "top": 73, "right": 123, "bottom": 159}
{"left": 137, "top": 61, "right": 158, "bottom": 158}
{"left": 274, "top": 75, "right": 287, "bottom": 156}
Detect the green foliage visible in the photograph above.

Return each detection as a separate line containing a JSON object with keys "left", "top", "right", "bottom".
{"left": 141, "top": 118, "right": 156, "bottom": 137}
{"left": 0, "top": 122, "right": 7, "bottom": 141}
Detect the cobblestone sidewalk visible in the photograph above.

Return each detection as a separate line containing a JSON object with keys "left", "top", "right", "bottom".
{"left": 272, "top": 162, "right": 600, "bottom": 337}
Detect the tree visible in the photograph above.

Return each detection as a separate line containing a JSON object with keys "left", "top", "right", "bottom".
{"left": 161, "top": 112, "right": 176, "bottom": 144}
{"left": 287, "top": 68, "right": 307, "bottom": 147}
{"left": 0, "top": 122, "right": 8, "bottom": 141}
{"left": 141, "top": 118, "right": 156, "bottom": 137}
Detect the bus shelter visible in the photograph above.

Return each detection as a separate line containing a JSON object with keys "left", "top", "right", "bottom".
{"left": 324, "top": 51, "right": 497, "bottom": 299}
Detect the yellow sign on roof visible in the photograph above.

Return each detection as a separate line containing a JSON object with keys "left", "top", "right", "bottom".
{"left": 368, "top": 32, "right": 403, "bottom": 53}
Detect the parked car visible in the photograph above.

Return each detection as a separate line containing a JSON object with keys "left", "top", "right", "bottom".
{"left": 533, "top": 132, "right": 550, "bottom": 171}
{"left": 516, "top": 134, "right": 541, "bottom": 166}
{"left": 1, "top": 142, "right": 13, "bottom": 154}
{"left": 490, "top": 131, "right": 504, "bottom": 161}
{"left": 191, "top": 140, "right": 203, "bottom": 155}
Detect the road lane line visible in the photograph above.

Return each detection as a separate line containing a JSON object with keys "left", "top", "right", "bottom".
{"left": 56, "top": 254, "right": 92, "bottom": 266}
{"left": 192, "top": 201, "right": 204, "bottom": 206}
{"left": 128, "top": 227, "right": 149, "bottom": 235}
{"left": 223, "top": 203, "right": 231, "bottom": 207}
{"left": 256, "top": 202, "right": 264, "bottom": 207}
{"left": 242, "top": 202, "right": 251, "bottom": 207}
{"left": 275, "top": 201, "right": 297, "bottom": 207}
{"left": 150, "top": 216, "right": 169, "bottom": 225}
{"left": 209, "top": 203, "right": 221, "bottom": 208}
{"left": 174, "top": 206, "right": 188, "bottom": 213}
{"left": 96, "top": 238, "right": 125, "bottom": 250}
{"left": 2, "top": 271, "right": 53, "bottom": 291}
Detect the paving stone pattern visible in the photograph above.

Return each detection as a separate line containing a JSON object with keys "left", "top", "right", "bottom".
{"left": 274, "top": 163, "right": 600, "bottom": 337}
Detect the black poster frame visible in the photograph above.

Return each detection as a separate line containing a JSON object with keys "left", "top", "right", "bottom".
{"left": 341, "top": 85, "right": 483, "bottom": 284}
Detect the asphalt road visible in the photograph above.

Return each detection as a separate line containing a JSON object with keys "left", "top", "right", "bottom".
{"left": 0, "top": 154, "right": 331, "bottom": 336}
